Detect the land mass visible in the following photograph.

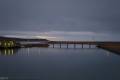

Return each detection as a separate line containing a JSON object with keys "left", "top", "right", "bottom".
{"left": 97, "top": 44, "right": 120, "bottom": 54}
{"left": 0, "top": 36, "right": 49, "bottom": 41}
{"left": 0, "top": 36, "right": 120, "bottom": 54}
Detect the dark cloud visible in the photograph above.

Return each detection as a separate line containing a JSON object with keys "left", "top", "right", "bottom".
{"left": 0, "top": 0, "right": 120, "bottom": 40}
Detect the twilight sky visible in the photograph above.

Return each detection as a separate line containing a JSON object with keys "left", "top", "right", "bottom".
{"left": 0, "top": 0, "right": 120, "bottom": 41}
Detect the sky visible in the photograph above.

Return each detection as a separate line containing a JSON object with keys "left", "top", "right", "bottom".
{"left": 0, "top": 0, "right": 120, "bottom": 41}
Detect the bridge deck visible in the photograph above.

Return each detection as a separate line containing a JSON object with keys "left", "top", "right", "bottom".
{"left": 48, "top": 41, "right": 120, "bottom": 45}
{"left": 48, "top": 41, "right": 120, "bottom": 53}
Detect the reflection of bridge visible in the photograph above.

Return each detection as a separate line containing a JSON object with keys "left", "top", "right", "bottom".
{"left": 48, "top": 41, "right": 120, "bottom": 48}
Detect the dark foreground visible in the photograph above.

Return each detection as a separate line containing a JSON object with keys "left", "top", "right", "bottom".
{"left": 0, "top": 48, "right": 120, "bottom": 80}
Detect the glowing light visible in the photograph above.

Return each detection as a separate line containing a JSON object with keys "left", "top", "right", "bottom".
{"left": 4, "top": 43, "right": 6, "bottom": 47}
{"left": 8, "top": 50, "right": 10, "bottom": 55}
{"left": 8, "top": 43, "right": 10, "bottom": 47}
{"left": 4, "top": 50, "right": 6, "bottom": 55}
{"left": 11, "top": 49, "right": 13, "bottom": 55}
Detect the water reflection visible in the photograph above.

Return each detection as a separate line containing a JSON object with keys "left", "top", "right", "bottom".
{"left": 0, "top": 48, "right": 19, "bottom": 56}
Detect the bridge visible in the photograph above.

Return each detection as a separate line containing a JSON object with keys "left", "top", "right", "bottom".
{"left": 48, "top": 41, "right": 120, "bottom": 48}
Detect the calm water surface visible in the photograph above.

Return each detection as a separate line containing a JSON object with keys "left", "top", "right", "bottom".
{"left": 0, "top": 47, "right": 120, "bottom": 80}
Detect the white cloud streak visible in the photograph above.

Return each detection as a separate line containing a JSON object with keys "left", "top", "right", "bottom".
{"left": 0, "top": 30, "right": 113, "bottom": 41}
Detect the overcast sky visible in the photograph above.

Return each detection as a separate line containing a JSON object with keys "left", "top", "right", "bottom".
{"left": 0, "top": 0, "right": 120, "bottom": 41}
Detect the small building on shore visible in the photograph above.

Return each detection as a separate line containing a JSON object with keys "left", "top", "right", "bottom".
{"left": 0, "top": 40, "right": 20, "bottom": 48}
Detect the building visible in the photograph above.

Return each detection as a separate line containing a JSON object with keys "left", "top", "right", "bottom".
{"left": 0, "top": 40, "right": 20, "bottom": 48}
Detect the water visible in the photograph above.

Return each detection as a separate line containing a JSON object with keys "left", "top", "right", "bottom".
{"left": 0, "top": 47, "right": 120, "bottom": 80}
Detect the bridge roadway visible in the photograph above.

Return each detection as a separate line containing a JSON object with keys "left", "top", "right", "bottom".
{"left": 48, "top": 41, "right": 120, "bottom": 48}
{"left": 48, "top": 41, "right": 120, "bottom": 45}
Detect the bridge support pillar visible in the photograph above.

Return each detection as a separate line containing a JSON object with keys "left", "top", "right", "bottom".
{"left": 60, "top": 43, "right": 61, "bottom": 48}
{"left": 89, "top": 43, "right": 91, "bottom": 48}
{"left": 67, "top": 43, "right": 68, "bottom": 48}
{"left": 74, "top": 44, "right": 76, "bottom": 48}
{"left": 82, "top": 44, "right": 83, "bottom": 48}
{"left": 53, "top": 44, "right": 54, "bottom": 48}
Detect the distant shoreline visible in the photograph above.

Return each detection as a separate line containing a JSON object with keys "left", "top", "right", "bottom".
{"left": 97, "top": 44, "right": 120, "bottom": 54}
